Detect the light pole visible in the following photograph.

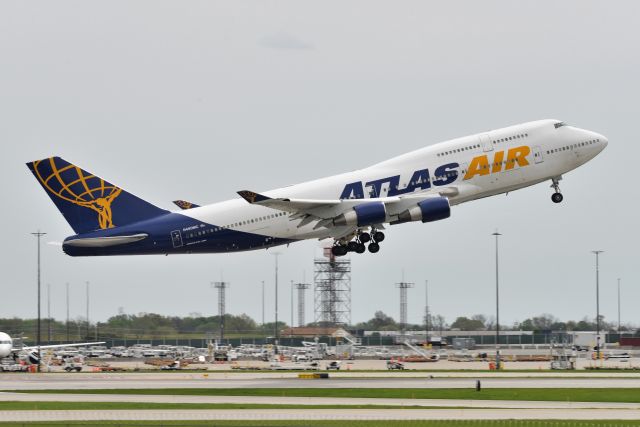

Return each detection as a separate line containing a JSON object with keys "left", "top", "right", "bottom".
{"left": 425, "top": 280, "right": 429, "bottom": 345}
{"left": 592, "top": 250, "right": 603, "bottom": 360}
{"left": 31, "top": 231, "right": 46, "bottom": 372}
{"left": 272, "top": 253, "right": 281, "bottom": 354}
{"left": 617, "top": 278, "right": 621, "bottom": 332}
{"left": 261, "top": 280, "right": 265, "bottom": 328}
{"left": 492, "top": 230, "right": 502, "bottom": 368}
{"left": 290, "top": 280, "right": 294, "bottom": 338}
{"left": 85, "top": 281, "right": 90, "bottom": 339}
{"left": 65, "top": 283, "right": 70, "bottom": 342}
{"left": 47, "top": 283, "right": 51, "bottom": 342}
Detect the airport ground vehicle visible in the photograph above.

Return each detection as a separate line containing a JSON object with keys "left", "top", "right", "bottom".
{"left": 387, "top": 360, "right": 405, "bottom": 370}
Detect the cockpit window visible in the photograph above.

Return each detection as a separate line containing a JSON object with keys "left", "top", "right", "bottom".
{"left": 554, "top": 121, "right": 568, "bottom": 129}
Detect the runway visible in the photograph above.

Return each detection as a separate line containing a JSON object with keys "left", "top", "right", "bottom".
{"left": 3, "top": 372, "right": 640, "bottom": 390}
{"left": 2, "top": 408, "right": 640, "bottom": 421}
{"left": 3, "top": 372, "right": 640, "bottom": 421}
{"left": 1, "top": 391, "right": 639, "bottom": 409}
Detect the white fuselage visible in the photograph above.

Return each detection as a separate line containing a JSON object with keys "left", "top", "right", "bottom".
{"left": 0, "top": 332, "right": 13, "bottom": 358}
{"left": 178, "top": 119, "right": 607, "bottom": 243}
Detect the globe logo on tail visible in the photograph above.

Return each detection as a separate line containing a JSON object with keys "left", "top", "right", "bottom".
{"left": 31, "top": 157, "right": 122, "bottom": 229}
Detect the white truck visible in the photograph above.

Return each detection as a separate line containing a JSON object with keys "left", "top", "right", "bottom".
{"left": 572, "top": 332, "right": 606, "bottom": 352}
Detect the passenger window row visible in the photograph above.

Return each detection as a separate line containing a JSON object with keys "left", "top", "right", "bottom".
{"left": 437, "top": 132, "right": 529, "bottom": 158}
{"left": 493, "top": 133, "right": 528, "bottom": 144}
{"left": 546, "top": 139, "right": 599, "bottom": 155}
{"left": 437, "top": 144, "right": 480, "bottom": 157}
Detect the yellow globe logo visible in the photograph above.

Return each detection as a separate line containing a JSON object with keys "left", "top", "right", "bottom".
{"left": 32, "top": 157, "right": 122, "bottom": 229}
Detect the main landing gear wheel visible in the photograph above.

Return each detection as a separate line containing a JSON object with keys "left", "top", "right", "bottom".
{"left": 331, "top": 245, "right": 348, "bottom": 257}
{"left": 373, "top": 231, "right": 385, "bottom": 242}
{"left": 347, "top": 241, "right": 360, "bottom": 252}
{"left": 355, "top": 243, "right": 366, "bottom": 254}
{"left": 551, "top": 193, "right": 564, "bottom": 203}
{"left": 368, "top": 242, "right": 380, "bottom": 253}
{"left": 359, "top": 232, "right": 371, "bottom": 243}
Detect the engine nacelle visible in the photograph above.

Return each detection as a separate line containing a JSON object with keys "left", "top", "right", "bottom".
{"left": 333, "top": 202, "right": 387, "bottom": 227}
{"left": 395, "top": 197, "right": 450, "bottom": 224}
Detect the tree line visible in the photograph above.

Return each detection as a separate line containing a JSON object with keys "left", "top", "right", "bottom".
{"left": 0, "top": 311, "right": 633, "bottom": 341}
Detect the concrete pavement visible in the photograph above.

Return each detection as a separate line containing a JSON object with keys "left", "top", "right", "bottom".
{"left": 1, "top": 408, "right": 640, "bottom": 421}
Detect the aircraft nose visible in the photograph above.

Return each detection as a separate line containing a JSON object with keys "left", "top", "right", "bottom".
{"left": 595, "top": 132, "right": 608, "bottom": 150}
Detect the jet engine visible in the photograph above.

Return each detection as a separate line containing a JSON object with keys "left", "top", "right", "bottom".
{"left": 333, "top": 202, "right": 387, "bottom": 227}
{"left": 393, "top": 197, "right": 450, "bottom": 224}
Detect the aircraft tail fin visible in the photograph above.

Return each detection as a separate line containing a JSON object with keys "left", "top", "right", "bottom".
{"left": 27, "top": 156, "right": 168, "bottom": 234}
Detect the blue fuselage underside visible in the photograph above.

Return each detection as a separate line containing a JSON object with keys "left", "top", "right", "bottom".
{"left": 62, "top": 213, "right": 293, "bottom": 256}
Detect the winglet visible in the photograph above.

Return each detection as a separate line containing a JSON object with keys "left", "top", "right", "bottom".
{"left": 237, "top": 190, "right": 272, "bottom": 204}
{"left": 173, "top": 200, "right": 200, "bottom": 210}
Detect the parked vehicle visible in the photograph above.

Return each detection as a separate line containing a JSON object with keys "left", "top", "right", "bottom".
{"left": 387, "top": 360, "right": 405, "bottom": 370}
{"left": 326, "top": 361, "right": 341, "bottom": 370}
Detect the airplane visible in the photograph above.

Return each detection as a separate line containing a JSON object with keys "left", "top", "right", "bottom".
{"left": 27, "top": 119, "right": 607, "bottom": 257}
{"left": 0, "top": 331, "right": 104, "bottom": 364}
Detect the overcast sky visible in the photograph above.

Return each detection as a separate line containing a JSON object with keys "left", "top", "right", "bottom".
{"left": 1, "top": 1, "right": 638, "bottom": 329}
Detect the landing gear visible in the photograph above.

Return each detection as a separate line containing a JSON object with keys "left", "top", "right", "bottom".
{"left": 347, "top": 241, "right": 360, "bottom": 252}
{"left": 331, "top": 245, "right": 348, "bottom": 257}
{"left": 550, "top": 177, "right": 563, "bottom": 204}
{"left": 373, "top": 231, "right": 385, "bottom": 242}
{"left": 333, "top": 228, "right": 385, "bottom": 256}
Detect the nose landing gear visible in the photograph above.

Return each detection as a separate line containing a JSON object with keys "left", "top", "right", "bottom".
{"left": 550, "top": 177, "right": 564, "bottom": 203}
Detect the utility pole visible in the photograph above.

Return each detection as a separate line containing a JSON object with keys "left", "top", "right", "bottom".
{"left": 212, "top": 281, "right": 230, "bottom": 341}
{"left": 261, "top": 280, "right": 265, "bottom": 327}
{"left": 617, "top": 278, "right": 621, "bottom": 332}
{"left": 66, "top": 283, "right": 70, "bottom": 342}
{"left": 295, "top": 283, "right": 310, "bottom": 327}
{"left": 396, "top": 274, "right": 414, "bottom": 337}
{"left": 492, "top": 230, "right": 502, "bottom": 368}
{"left": 47, "top": 283, "right": 51, "bottom": 342}
{"left": 85, "top": 281, "right": 90, "bottom": 339}
{"left": 272, "top": 253, "right": 281, "bottom": 353}
{"left": 425, "top": 280, "right": 429, "bottom": 345}
{"left": 31, "top": 231, "right": 46, "bottom": 372}
{"left": 592, "top": 250, "right": 604, "bottom": 361}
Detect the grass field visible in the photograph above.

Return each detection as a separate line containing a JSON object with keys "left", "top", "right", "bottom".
{"left": 0, "top": 402, "right": 460, "bottom": 411}
{"left": 14, "top": 388, "right": 640, "bottom": 403}
{"left": 1, "top": 421, "right": 640, "bottom": 426}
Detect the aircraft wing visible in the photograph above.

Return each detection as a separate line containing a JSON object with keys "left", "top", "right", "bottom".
{"left": 15, "top": 341, "right": 106, "bottom": 352}
{"left": 237, "top": 190, "right": 451, "bottom": 229}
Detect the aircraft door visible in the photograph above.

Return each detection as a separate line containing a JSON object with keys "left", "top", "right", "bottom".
{"left": 479, "top": 134, "right": 493, "bottom": 152}
{"left": 532, "top": 146, "right": 544, "bottom": 164}
{"left": 170, "top": 230, "right": 183, "bottom": 248}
